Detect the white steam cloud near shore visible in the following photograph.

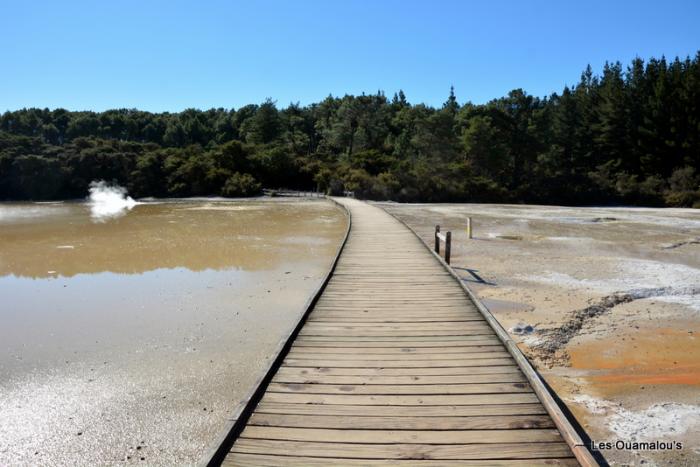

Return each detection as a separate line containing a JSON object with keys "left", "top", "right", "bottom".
{"left": 88, "top": 181, "right": 137, "bottom": 221}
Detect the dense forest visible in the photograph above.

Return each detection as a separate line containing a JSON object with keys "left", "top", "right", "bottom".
{"left": 1, "top": 53, "right": 699, "bottom": 206}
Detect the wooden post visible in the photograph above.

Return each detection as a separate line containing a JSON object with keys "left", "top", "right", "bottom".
{"left": 434, "top": 225, "right": 440, "bottom": 254}
{"left": 466, "top": 217, "right": 472, "bottom": 239}
{"left": 445, "top": 231, "right": 451, "bottom": 264}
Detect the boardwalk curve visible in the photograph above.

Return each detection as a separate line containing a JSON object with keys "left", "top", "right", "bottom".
{"left": 213, "top": 198, "right": 596, "bottom": 466}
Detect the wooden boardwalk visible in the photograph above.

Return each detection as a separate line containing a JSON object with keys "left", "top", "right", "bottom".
{"left": 218, "top": 198, "right": 595, "bottom": 466}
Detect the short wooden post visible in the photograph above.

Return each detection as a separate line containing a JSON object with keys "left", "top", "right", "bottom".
{"left": 434, "top": 225, "right": 440, "bottom": 254}
{"left": 445, "top": 231, "right": 451, "bottom": 264}
{"left": 466, "top": 217, "right": 472, "bottom": 239}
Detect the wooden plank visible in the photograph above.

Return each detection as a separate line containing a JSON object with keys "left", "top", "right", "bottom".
{"left": 248, "top": 413, "right": 556, "bottom": 430}
{"left": 240, "top": 426, "right": 564, "bottom": 444}
{"left": 310, "top": 310, "right": 479, "bottom": 315}
{"left": 261, "top": 392, "right": 540, "bottom": 406}
{"left": 310, "top": 312, "right": 480, "bottom": 317}
{"left": 311, "top": 312, "right": 476, "bottom": 316}
{"left": 316, "top": 294, "right": 469, "bottom": 298}
{"left": 319, "top": 288, "right": 467, "bottom": 293}
{"left": 231, "top": 439, "right": 575, "bottom": 460}
{"left": 289, "top": 345, "right": 506, "bottom": 354}
{"left": 295, "top": 335, "right": 497, "bottom": 342}
{"left": 320, "top": 284, "right": 465, "bottom": 287}
{"left": 254, "top": 402, "right": 549, "bottom": 417}
{"left": 306, "top": 310, "right": 482, "bottom": 316}
{"left": 310, "top": 311, "right": 478, "bottom": 316}
{"left": 319, "top": 288, "right": 464, "bottom": 293}
{"left": 312, "top": 306, "right": 471, "bottom": 311}
{"left": 325, "top": 279, "right": 458, "bottom": 284}
{"left": 308, "top": 318, "right": 485, "bottom": 324}
{"left": 309, "top": 312, "right": 480, "bottom": 317}
{"left": 315, "top": 299, "right": 470, "bottom": 303}
{"left": 316, "top": 293, "right": 469, "bottom": 297}
{"left": 307, "top": 324, "right": 496, "bottom": 333}
{"left": 225, "top": 453, "right": 579, "bottom": 466}
{"left": 273, "top": 366, "right": 523, "bottom": 377}
{"left": 302, "top": 323, "right": 492, "bottom": 330}
{"left": 311, "top": 308, "right": 478, "bottom": 313}
{"left": 299, "top": 328, "right": 495, "bottom": 336}
{"left": 282, "top": 358, "right": 515, "bottom": 368}
{"left": 294, "top": 338, "right": 502, "bottom": 348}
{"left": 318, "top": 308, "right": 475, "bottom": 315}
{"left": 286, "top": 351, "right": 511, "bottom": 361}
{"left": 298, "top": 330, "right": 495, "bottom": 337}
{"left": 266, "top": 382, "right": 531, "bottom": 395}
{"left": 273, "top": 368, "right": 527, "bottom": 385}
{"left": 314, "top": 299, "right": 473, "bottom": 303}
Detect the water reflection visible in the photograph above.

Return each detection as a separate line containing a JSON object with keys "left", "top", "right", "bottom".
{"left": 0, "top": 199, "right": 344, "bottom": 278}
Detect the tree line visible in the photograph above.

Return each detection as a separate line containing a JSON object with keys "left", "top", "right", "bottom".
{"left": 1, "top": 52, "right": 699, "bottom": 206}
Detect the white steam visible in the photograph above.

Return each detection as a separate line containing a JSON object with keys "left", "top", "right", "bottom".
{"left": 88, "top": 181, "right": 137, "bottom": 221}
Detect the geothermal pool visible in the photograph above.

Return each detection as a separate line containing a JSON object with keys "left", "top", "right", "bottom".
{"left": 0, "top": 196, "right": 347, "bottom": 466}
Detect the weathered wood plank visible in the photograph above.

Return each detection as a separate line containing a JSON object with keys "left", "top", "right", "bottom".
{"left": 283, "top": 358, "right": 515, "bottom": 368}
{"left": 254, "top": 402, "right": 549, "bottom": 417}
{"left": 266, "top": 382, "right": 531, "bottom": 395}
{"left": 308, "top": 319, "right": 485, "bottom": 324}
{"left": 224, "top": 453, "right": 579, "bottom": 466}
{"left": 261, "top": 392, "right": 540, "bottom": 406}
{"left": 309, "top": 313, "right": 482, "bottom": 319}
{"left": 295, "top": 335, "right": 497, "bottom": 342}
{"left": 286, "top": 350, "right": 511, "bottom": 361}
{"left": 240, "top": 426, "right": 564, "bottom": 444}
{"left": 273, "top": 366, "right": 523, "bottom": 378}
{"left": 294, "top": 337, "right": 501, "bottom": 347}
{"left": 273, "top": 368, "right": 527, "bottom": 385}
{"left": 298, "top": 330, "right": 495, "bottom": 337}
{"left": 289, "top": 345, "right": 506, "bottom": 354}
{"left": 230, "top": 439, "right": 575, "bottom": 460}
{"left": 248, "top": 413, "right": 555, "bottom": 430}
{"left": 302, "top": 322, "right": 490, "bottom": 330}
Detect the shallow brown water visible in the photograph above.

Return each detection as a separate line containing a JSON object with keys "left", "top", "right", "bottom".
{"left": 0, "top": 198, "right": 347, "bottom": 466}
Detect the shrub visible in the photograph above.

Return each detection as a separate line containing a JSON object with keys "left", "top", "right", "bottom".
{"left": 221, "top": 172, "right": 261, "bottom": 197}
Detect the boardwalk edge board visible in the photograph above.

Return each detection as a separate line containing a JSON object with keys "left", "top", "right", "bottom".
{"left": 199, "top": 197, "right": 352, "bottom": 467}
{"left": 380, "top": 202, "right": 599, "bottom": 467}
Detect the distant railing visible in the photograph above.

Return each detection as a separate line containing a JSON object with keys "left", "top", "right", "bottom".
{"left": 434, "top": 225, "right": 451, "bottom": 264}
{"left": 263, "top": 189, "right": 323, "bottom": 198}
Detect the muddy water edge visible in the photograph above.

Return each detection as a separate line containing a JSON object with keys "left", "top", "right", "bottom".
{"left": 379, "top": 202, "right": 700, "bottom": 466}
{"left": 0, "top": 198, "right": 347, "bottom": 466}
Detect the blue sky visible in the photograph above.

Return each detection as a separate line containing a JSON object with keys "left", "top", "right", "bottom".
{"left": 2, "top": 0, "right": 699, "bottom": 111}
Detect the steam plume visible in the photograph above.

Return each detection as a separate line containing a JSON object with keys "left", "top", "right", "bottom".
{"left": 88, "top": 181, "right": 137, "bottom": 221}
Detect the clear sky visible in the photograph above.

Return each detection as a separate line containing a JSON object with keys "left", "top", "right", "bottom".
{"left": 2, "top": 0, "right": 699, "bottom": 112}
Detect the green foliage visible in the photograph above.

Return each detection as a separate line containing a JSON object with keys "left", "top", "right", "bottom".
{"left": 5, "top": 154, "right": 66, "bottom": 199}
{"left": 1, "top": 52, "right": 699, "bottom": 206}
{"left": 664, "top": 166, "right": 700, "bottom": 206}
{"left": 221, "top": 173, "right": 261, "bottom": 197}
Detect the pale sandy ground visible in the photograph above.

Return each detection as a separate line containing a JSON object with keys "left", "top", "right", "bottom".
{"left": 378, "top": 202, "right": 700, "bottom": 466}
